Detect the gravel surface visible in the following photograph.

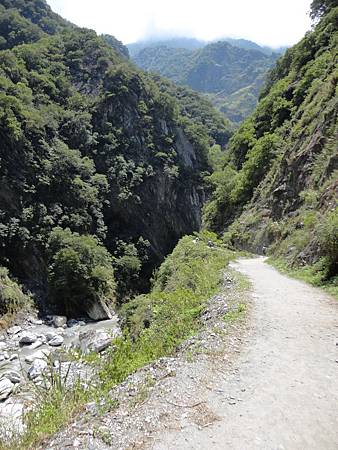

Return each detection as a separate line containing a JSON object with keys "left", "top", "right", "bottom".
{"left": 153, "top": 257, "right": 338, "bottom": 450}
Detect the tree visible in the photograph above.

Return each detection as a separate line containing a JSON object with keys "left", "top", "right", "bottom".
{"left": 48, "top": 228, "right": 115, "bottom": 316}
{"left": 310, "top": 0, "right": 337, "bottom": 19}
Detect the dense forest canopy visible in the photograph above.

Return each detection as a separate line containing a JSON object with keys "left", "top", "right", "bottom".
{"left": 0, "top": 0, "right": 230, "bottom": 316}
{"left": 310, "top": 0, "right": 338, "bottom": 18}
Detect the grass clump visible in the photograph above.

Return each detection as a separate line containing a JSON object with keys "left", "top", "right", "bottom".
{"left": 0, "top": 360, "right": 89, "bottom": 450}
{"left": 267, "top": 206, "right": 338, "bottom": 297}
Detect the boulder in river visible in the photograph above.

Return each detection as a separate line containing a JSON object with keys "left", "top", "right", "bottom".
{"left": 67, "top": 319, "right": 79, "bottom": 328}
{"left": 46, "top": 331, "right": 57, "bottom": 341}
{"left": 27, "top": 359, "right": 48, "bottom": 380}
{"left": 79, "top": 330, "right": 113, "bottom": 354}
{"left": 25, "top": 349, "right": 50, "bottom": 364}
{"left": 7, "top": 326, "right": 22, "bottom": 335}
{"left": 19, "top": 332, "right": 38, "bottom": 345}
{"left": 52, "top": 316, "right": 67, "bottom": 328}
{"left": 48, "top": 335, "right": 64, "bottom": 347}
{"left": 2, "top": 371, "right": 21, "bottom": 384}
{"left": 85, "top": 299, "right": 112, "bottom": 321}
{"left": 0, "top": 378, "right": 13, "bottom": 401}
{"left": 0, "top": 352, "right": 9, "bottom": 361}
{"left": 29, "top": 340, "right": 43, "bottom": 350}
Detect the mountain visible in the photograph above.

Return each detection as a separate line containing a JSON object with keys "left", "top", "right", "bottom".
{"left": 127, "top": 37, "right": 206, "bottom": 57}
{"left": 131, "top": 40, "right": 279, "bottom": 123}
{"left": 222, "top": 38, "right": 287, "bottom": 55}
{"left": 0, "top": 0, "right": 72, "bottom": 45}
{"left": 204, "top": 4, "right": 338, "bottom": 288}
{"left": 127, "top": 37, "right": 284, "bottom": 57}
{"left": 0, "top": 0, "right": 228, "bottom": 315}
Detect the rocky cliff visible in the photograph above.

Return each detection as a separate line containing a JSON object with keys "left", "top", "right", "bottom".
{"left": 0, "top": 0, "right": 220, "bottom": 313}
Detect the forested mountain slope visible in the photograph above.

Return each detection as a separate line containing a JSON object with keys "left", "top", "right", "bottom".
{"left": 127, "top": 37, "right": 206, "bottom": 57}
{"left": 204, "top": 4, "right": 338, "bottom": 287}
{"left": 131, "top": 40, "right": 279, "bottom": 123}
{"left": 0, "top": 0, "right": 227, "bottom": 315}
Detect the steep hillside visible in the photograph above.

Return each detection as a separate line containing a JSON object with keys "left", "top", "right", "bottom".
{"left": 149, "top": 74, "right": 233, "bottom": 148}
{"left": 0, "top": 0, "right": 224, "bottom": 315}
{"left": 204, "top": 5, "right": 338, "bottom": 287}
{"left": 131, "top": 40, "right": 278, "bottom": 123}
{"left": 223, "top": 38, "right": 286, "bottom": 55}
{"left": 0, "top": 0, "right": 71, "bottom": 44}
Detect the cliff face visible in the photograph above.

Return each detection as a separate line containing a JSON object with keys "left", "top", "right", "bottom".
{"left": 205, "top": 6, "right": 338, "bottom": 282}
{"left": 0, "top": 1, "right": 213, "bottom": 308}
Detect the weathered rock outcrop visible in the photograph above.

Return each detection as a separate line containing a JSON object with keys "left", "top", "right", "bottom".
{"left": 0, "top": 0, "right": 214, "bottom": 313}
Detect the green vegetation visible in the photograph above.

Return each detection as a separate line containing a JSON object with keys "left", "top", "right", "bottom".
{"left": 0, "top": 0, "right": 226, "bottom": 310}
{"left": 0, "top": 267, "right": 31, "bottom": 320}
{"left": 0, "top": 0, "right": 336, "bottom": 445}
{"left": 223, "top": 302, "right": 246, "bottom": 322}
{"left": 48, "top": 228, "right": 116, "bottom": 316}
{"left": 0, "top": 234, "right": 235, "bottom": 449}
{"left": 204, "top": 5, "right": 338, "bottom": 287}
{"left": 267, "top": 205, "right": 338, "bottom": 293}
{"left": 132, "top": 40, "right": 278, "bottom": 124}
{"left": 0, "top": 0, "right": 69, "bottom": 48}
{"left": 0, "top": 359, "right": 88, "bottom": 450}
{"left": 151, "top": 74, "right": 233, "bottom": 147}
{"left": 106, "top": 233, "right": 234, "bottom": 385}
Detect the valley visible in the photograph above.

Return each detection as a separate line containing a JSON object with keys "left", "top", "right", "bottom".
{"left": 130, "top": 38, "right": 280, "bottom": 124}
{"left": 0, "top": 0, "right": 337, "bottom": 448}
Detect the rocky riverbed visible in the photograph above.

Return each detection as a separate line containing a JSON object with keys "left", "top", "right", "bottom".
{"left": 0, "top": 314, "right": 121, "bottom": 438}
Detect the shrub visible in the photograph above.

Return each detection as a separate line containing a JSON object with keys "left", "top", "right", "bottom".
{"left": 48, "top": 228, "right": 115, "bottom": 316}
{"left": 0, "top": 267, "right": 31, "bottom": 316}
{"left": 316, "top": 208, "right": 338, "bottom": 277}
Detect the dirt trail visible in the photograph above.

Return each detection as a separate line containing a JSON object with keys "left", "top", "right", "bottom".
{"left": 153, "top": 257, "right": 338, "bottom": 450}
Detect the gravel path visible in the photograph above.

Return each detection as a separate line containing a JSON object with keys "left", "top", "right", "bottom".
{"left": 153, "top": 257, "right": 338, "bottom": 450}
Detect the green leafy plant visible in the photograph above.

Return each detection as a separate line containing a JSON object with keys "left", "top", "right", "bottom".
{"left": 48, "top": 228, "right": 115, "bottom": 315}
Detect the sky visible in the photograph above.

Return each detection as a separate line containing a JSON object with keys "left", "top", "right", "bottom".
{"left": 47, "top": 0, "right": 313, "bottom": 48}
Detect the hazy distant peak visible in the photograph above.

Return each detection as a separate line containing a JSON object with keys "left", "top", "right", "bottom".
{"left": 127, "top": 35, "right": 287, "bottom": 58}
{"left": 127, "top": 37, "right": 206, "bottom": 56}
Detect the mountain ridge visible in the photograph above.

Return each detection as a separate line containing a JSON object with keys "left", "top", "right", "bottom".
{"left": 0, "top": 0, "right": 228, "bottom": 314}
{"left": 127, "top": 36, "right": 286, "bottom": 57}
{"left": 130, "top": 39, "right": 279, "bottom": 123}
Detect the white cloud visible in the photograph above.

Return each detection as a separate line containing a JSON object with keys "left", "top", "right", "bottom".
{"left": 47, "top": 0, "right": 313, "bottom": 47}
